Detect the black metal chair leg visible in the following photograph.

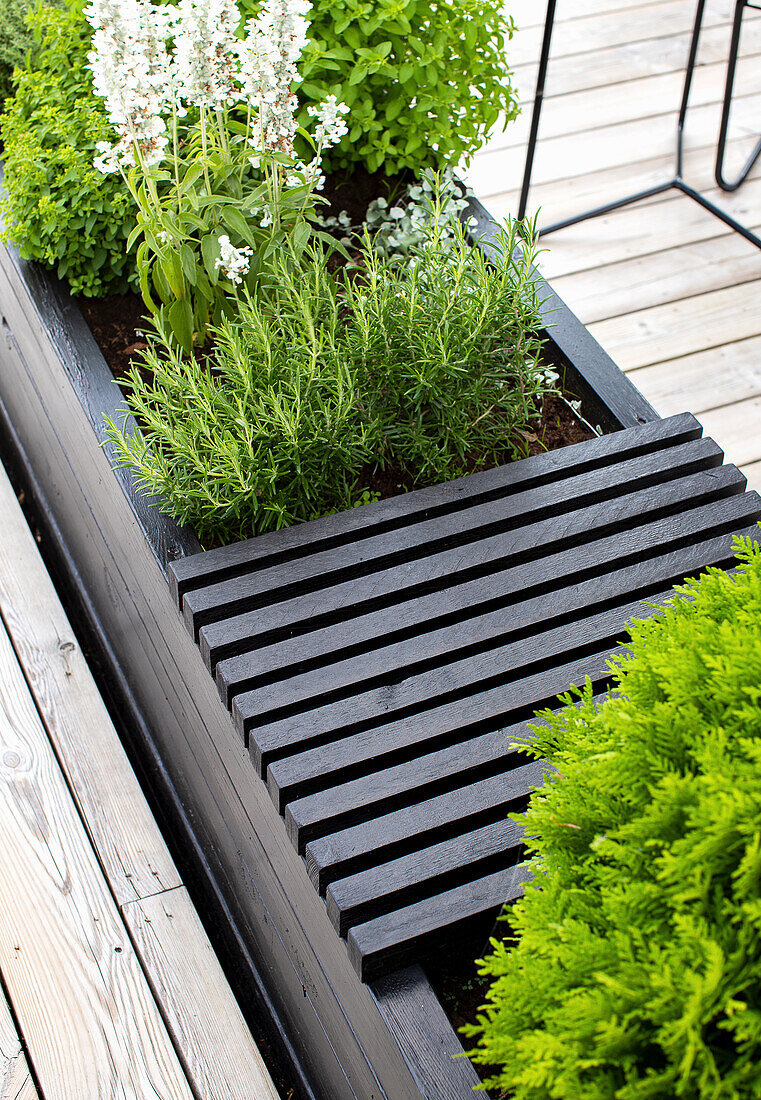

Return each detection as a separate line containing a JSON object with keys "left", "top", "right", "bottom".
{"left": 715, "top": 0, "right": 761, "bottom": 191}
{"left": 517, "top": 0, "right": 557, "bottom": 221}
{"left": 514, "top": 0, "right": 761, "bottom": 249}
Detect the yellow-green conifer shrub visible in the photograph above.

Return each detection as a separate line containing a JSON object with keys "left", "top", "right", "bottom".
{"left": 465, "top": 535, "right": 761, "bottom": 1099}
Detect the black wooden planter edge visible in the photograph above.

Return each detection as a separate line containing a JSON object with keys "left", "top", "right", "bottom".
{"left": 0, "top": 198, "right": 659, "bottom": 1099}
{"left": 0, "top": 232, "right": 483, "bottom": 1099}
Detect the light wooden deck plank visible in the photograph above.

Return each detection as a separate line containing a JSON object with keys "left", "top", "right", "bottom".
{"left": 0, "top": 616, "right": 195, "bottom": 1100}
{"left": 0, "top": 474, "right": 181, "bottom": 907}
{"left": 698, "top": 396, "right": 761, "bottom": 467}
{"left": 473, "top": 90, "right": 761, "bottom": 192}
{"left": 742, "top": 459, "right": 761, "bottom": 493}
{"left": 510, "top": 0, "right": 734, "bottom": 68}
{"left": 0, "top": 989, "right": 38, "bottom": 1100}
{"left": 0, "top": 463, "right": 279, "bottom": 1100}
{"left": 475, "top": 134, "right": 760, "bottom": 223}
{"left": 505, "top": 15, "right": 761, "bottom": 100}
{"left": 535, "top": 175, "right": 761, "bottom": 278}
{"left": 498, "top": 55, "right": 761, "bottom": 151}
{"left": 123, "top": 889, "right": 280, "bottom": 1100}
{"left": 630, "top": 336, "right": 761, "bottom": 415}
{"left": 510, "top": 0, "right": 700, "bottom": 31}
{"left": 589, "top": 280, "right": 761, "bottom": 371}
{"left": 548, "top": 231, "right": 761, "bottom": 323}
{"left": 474, "top": 0, "right": 761, "bottom": 492}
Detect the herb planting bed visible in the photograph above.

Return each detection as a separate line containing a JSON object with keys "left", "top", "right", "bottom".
{"left": 1, "top": 195, "right": 757, "bottom": 1099}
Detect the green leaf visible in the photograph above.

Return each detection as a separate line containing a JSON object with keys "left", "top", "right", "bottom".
{"left": 291, "top": 217, "right": 311, "bottom": 258}
{"left": 201, "top": 232, "right": 220, "bottom": 285}
{"left": 179, "top": 242, "right": 197, "bottom": 286}
{"left": 220, "top": 205, "right": 258, "bottom": 249}
{"left": 160, "top": 249, "right": 185, "bottom": 298}
{"left": 168, "top": 298, "right": 194, "bottom": 354}
{"left": 126, "top": 223, "right": 144, "bottom": 251}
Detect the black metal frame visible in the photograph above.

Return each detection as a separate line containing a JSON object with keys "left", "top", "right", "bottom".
{"left": 715, "top": 0, "right": 761, "bottom": 191}
{"left": 517, "top": 0, "right": 761, "bottom": 248}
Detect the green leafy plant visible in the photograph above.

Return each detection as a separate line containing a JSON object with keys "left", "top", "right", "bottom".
{"left": 105, "top": 211, "right": 553, "bottom": 545}
{"left": 105, "top": 248, "right": 374, "bottom": 542}
{"left": 0, "top": 4, "right": 137, "bottom": 296}
{"left": 464, "top": 535, "right": 761, "bottom": 1099}
{"left": 84, "top": 0, "right": 350, "bottom": 350}
{"left": 349, "top": 212, "right": 551, "bottom": 482}
{"left": 0, "top": 0, "right": 64, "bottom": 107}
{"left": 283, "top": 0, "right": 520, "bottom": 174}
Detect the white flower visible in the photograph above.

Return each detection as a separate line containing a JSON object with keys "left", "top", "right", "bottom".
{"left": 86, "top": 0, "right": 175, "bottom": 170}
{"left": 307, "top": 94, "right": 349, "bottom": 150}
{"left": 237, "top": 0, "right": 311, "bottom": 156}
{"left": 214, "top": 234, "right": 253, "bottom": 284}
{"left": 174, "top": 0, "right": 240, "bottom": 109}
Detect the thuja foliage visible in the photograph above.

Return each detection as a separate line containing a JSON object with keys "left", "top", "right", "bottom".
{"left": 106, "top": 216, "right": 552, "bottom": 544}
{"left": 284, "top": 0, "right": 520, "bottom": 174}
{"left": 0, "top": 4, "right": 136, "bottom": 295}
{"left": 465, "top": 537, "right": 761, "bottom": 1099}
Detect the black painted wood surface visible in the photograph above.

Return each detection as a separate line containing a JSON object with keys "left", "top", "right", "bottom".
{"left": 170, "top": 414, "right": 761, "bottom": 980}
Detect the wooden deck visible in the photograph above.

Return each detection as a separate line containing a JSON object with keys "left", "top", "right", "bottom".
{"left": 468, "top": 0, "right": 761, "bottom": 491}
{"left": 0, "top": 460, "right": 279, "bottom": 1100}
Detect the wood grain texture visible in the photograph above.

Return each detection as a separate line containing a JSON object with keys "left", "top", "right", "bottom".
{"left": 631, "top": 336, "right": 761, "bottom": 416}
{"left": 0, "top": 462, "right": 280, "bottom": 1100}
{"left": 0, "top": 461, "right": 181, "bottom": 905}
{"left": 181, "top": 412, "right": 696, "bottom": 639}
{"left": 0, "top": 237, "right": 436, "bottom": 1099}
{"left": 0, "top": 988, "right": 37, "bottom": 1100}
{"left": 369, "top": 966, "right": 480, "bottom": 1099}
{"left": 122, "top": 887, "right": 280, "bottom": 1100}
{"left": 0, "top": 619, "right": 194, "bottom": 1099}
{"left": 590, "top": 280, "right": 761, "bottom": 371}
{"left": 699, "top": 396, "right": 761, "bottom": 467}
{"left": 171, "top": 414, "right": 760, "bottom": 978}
{"left": 549, "top": 231, "right": 761, "bottom": 326}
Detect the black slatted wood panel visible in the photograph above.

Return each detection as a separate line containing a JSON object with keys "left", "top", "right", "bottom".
{"left": 170, "top": 414, "right": 761, "bottom": 980}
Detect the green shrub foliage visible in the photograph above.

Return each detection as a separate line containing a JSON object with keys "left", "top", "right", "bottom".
{"left": 465, "top": 537, "right": 761, "bottom": 1099}
{"left": 289, "top": 0, "right": 519, "bottom": 174}
{"left": 0, "top": 4, "right": 137, "bottom": 295}
{"left": 1, "top": 0, "right": 519, "bottom": 295}
{"left": 106, "top": 217, "right": 552, "bottom": 544}
{"left": 0, "top": 0, "right": 62, "bottom": 106}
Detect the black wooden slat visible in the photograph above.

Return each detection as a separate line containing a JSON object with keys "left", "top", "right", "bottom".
{"left": 327, "top": 818, "right": 526, "bottom": 935}
{"left": 303, "top": 761, "right": 547, "bottom": 895}
{"left": 267, "top": 642, "right": 620, "bottom": 827}
{"left": 231, "top": 466, "right": 747, "bottom": 734}
{"left": 248, "top": 585, "right": 670, "bottom": 745}
{"left": 276, "top": 648, "right": 618, "bottom": 839}
{"left": 162, "top": 412, "right": 761, "bottom": 981}
{"left": 216, "top": 503, "right": 758, "bottom": 702}
{"left": 200, "top": 441, "right": 730, "bottom": 671}
{"left": 348, "top": 866, "right": 533, "bottom": 982}
{"left": 169, "top": 412, "right": 701, "bottom": 605}
{"left": 183, "top": 432, "right": 718, "bottom": 639}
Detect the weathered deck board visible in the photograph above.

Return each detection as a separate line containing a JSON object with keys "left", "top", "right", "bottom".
{"left": 0, "top": 462, "right": 278, "bottom": 1100}
{"left": 471, "top": 0, "right": 761, "bottom": 507}
{"left": 0, "top": 988, "right": 37, "bottom": 1100}
{"left": 0, "top": 616, "right": 195, "bottom": 1099}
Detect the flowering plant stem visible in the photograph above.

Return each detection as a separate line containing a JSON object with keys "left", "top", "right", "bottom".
{"left": 87, "top": 0, "right": 349, "bottom": 350}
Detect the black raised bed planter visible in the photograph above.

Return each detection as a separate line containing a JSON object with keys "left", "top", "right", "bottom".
{"left": 1, "top": 196, "right": 759, "bottom": 1099}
